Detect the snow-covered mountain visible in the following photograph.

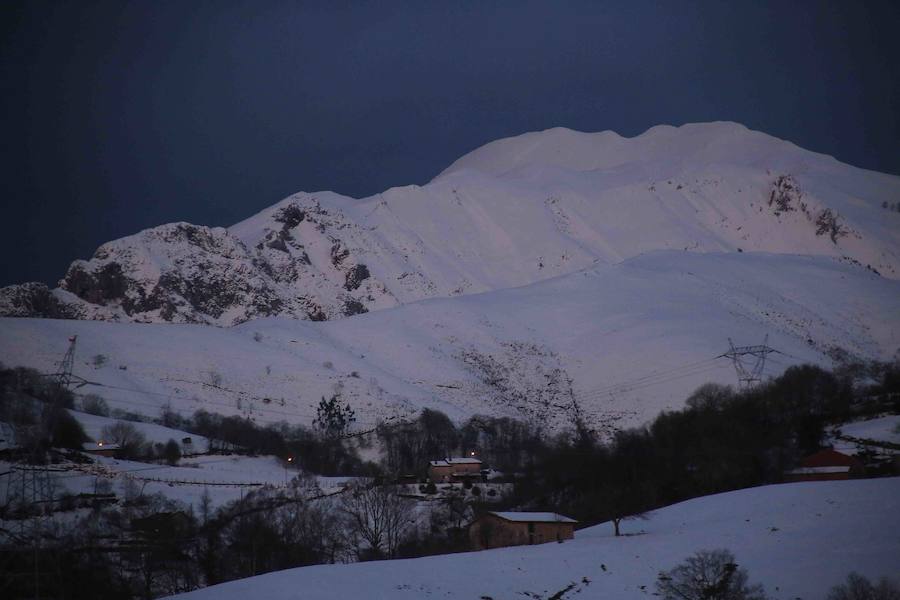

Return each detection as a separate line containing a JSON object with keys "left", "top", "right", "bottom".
{"left": 3, "top": 122, "right": 898, "bottom": 325}
{"left": 2, "top": 250, "right": 897, "bottom": 433}
{"left": 1, "top": 121, "right": 899, "bottom": 431}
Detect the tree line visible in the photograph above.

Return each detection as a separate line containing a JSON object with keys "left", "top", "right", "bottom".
{"left": 516, "top": 361, "right": 898, "bottom": 532}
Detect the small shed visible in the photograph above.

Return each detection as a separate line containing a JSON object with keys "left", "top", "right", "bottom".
{"left": 469, "top": 511, "right": 577, "bottom": 550}
{"left": 428, "top": 457, "right": 483, "bottom": 482}
{"left": 82, "top": 441, "right": 121, "bottom": 458}
{"left": 784, "top": 448, "right": 865, "bottom": 482}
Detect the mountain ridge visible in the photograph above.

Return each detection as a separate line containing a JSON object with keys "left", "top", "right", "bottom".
{"left": 2, "top": 121, "right": 899, "bottom": 326}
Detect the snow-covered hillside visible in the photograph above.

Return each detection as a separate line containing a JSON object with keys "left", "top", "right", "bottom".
{"left": 68, "top": 410, "right": 211, "bottom": 453}
{"left": 2, "top": 122, "right": 899, "bottom": 325}
{"left": 2, "top": 251, "right": 897, "bottom": 433}
{"left": 838, "top": 415, "right": 900, "bottom": 445}
{"left": 165, "top": 477, "right": 900, "bottom": 600}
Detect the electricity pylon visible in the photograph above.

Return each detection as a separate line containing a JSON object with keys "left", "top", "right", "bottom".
{"left": 0, "top": 335, "right": 78, "bottom": 596}
{"left": 725, "top": 335, "right": 776, "bottom": 388}
{"left": 54, "top": 335, "right": 77, "bottom": 389}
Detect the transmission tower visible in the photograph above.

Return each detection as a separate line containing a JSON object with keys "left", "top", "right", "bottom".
{"left": 0, "top": 336, "right": 76, "bottom": 597}
{"left": 2, "top": 444, "right": 58, "bottom": 599}
{"left": 725, "top": 335, "right": 776, "bottom": 388}
{"left": 54, "top": 335, "right": 77, "bottom": 389}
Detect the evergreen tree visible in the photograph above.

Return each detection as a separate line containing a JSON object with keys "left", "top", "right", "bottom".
{"left": 313, "top": 394, "right": 356, "bottom": 438}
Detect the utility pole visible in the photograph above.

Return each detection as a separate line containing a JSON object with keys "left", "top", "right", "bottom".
{"left": 724, "top": 335, "right": 776, "bottom": 388}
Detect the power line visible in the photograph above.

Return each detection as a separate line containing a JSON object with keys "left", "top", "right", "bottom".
{"left": 578, "top": 338, "right": 801, "bottom": 403}
{"left": 577, "top": 356, "right": 726, "bottom": 401}
{"left": 600, "top": 364, "right": 728, "bottom": 397}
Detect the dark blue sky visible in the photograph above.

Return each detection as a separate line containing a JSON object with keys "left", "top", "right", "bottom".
{"left": 2, "top": 1, "right": 898, "bottom": 287}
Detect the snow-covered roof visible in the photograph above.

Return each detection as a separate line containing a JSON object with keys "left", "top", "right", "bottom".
{"left": 489, "top": 511, "right": 577, "bottom": 524}
{"left": 786, "top": 466, "right": 851, "bottom": 474}
{"left": 82, "top": 442, "right": 121, "bottom": 451}
{"left": 430, "top": 457, "right": 482, "bottom": 466}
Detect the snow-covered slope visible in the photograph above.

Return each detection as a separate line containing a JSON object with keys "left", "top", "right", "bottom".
{"left": 3, "top": 122, "right": 898, "bottom": 325}
{"left": 165, "top": 477, "right": 900, "bottom": 600}
{"left": 2, "top": 251, "right": 897, "bottom": 433}
{"left": 837, "top": 415, "right": 900, "bottom": 446}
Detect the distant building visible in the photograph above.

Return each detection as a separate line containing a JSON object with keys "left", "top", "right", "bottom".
{"left": 428, "top": 457, "right": 483, "bottom": 482}
{"left": 469, "top": 512, "right": 577, "bottom": 550}
{"left": 82, "top": 441, "right": 121, "bottom": 458}
{"left": 784, "top": 448, "right": 865, "bottom": 482}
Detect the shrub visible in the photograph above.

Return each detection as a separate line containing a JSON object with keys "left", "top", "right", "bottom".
{"left": 208, "top": 370, "right": 223, "bottom": 387}
{"left": 163, "top": 438, "right": 182, "bottom": 466}
{"left": 81, "top": 394, "right": 110, "bottom": 417}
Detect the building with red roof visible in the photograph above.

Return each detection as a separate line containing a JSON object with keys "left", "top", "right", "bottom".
{"left": 784, "top": 448, "right": 865, "bottom": 482}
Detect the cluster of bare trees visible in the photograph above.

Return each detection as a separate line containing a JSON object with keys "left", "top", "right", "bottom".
{"left": 0, "top": 476, "right": 423, "bottom": 599}
{"left": 339, "top": 481, "right": 415, "bottom": 559}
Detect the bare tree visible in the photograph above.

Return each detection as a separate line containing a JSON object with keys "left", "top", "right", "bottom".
{"left": 340, "top": 481, "right": 414, "bottom": 559}
{"left": 827, "top": 573, "right": 900, "bottom": 600}
{"left": 656, "top": 548, "right": 768, "bottom": 600}
{"left": 100, "top": 420, "right": 147, "bottom": 458}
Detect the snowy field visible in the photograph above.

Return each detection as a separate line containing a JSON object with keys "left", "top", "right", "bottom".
{"left": 167, "top": 477, "right": 900, "bottom": 600}
{"left": 0, "top": 454, "right": 321, "bottom": 511}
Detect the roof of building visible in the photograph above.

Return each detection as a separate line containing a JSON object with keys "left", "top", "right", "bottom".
{"left": 488, "top": 511, "right": 577, "bottom": 524}
{"left": 799, "top": 449, "right": 863, "bottom": 469}
{"left": 82, "top": 442, "right": 121, "bottom": 451}
{"left": 430, "top": 457, "right": 482, "bottom": 466}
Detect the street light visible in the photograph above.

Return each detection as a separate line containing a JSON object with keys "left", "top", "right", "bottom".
{"left": 284, "top": 455, "right": 294, "bottom": 486}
